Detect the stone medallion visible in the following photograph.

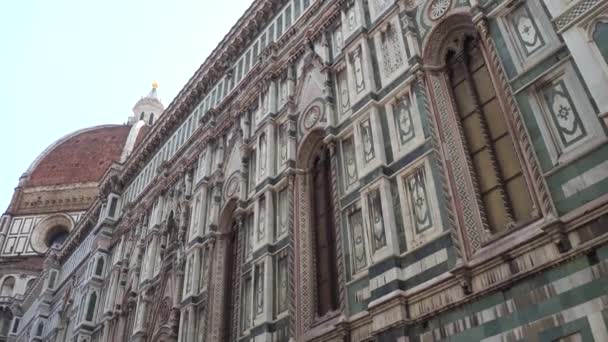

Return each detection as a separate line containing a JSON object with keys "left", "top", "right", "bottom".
{"left": 224, "top": 173, "right": 240, "bottom": 200}
{"left": 303, "top": 105, "right": 321, "bottom": 129}
{"left": 428, "top": 0, "right": 451, "bottom": 21}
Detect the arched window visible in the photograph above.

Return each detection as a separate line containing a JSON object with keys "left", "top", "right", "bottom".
{"left": 95, "top": 257, "right": 105, "bottom": 276}
{"left": 86, "top": 292, "right": 97, "bottom": 322}
{"left": 140, "top": 112, "right": 145, "bottom": 120}
{"left": 445, "top": 35, "right": 533, "bottom": 233}
{"left": 311, "top": 145, "right": 339, "bottom": 316}
{"left": 149, "top": 113, "right": 155, "bottom": 125}
{"left": 592, "top": 20, "right": 608, "bottom": 64}
{"left": 0, "top": 276, "right": 15, "bottom": 297}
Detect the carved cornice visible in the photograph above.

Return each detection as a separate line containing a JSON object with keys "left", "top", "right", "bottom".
{"left": 119, "top": 0, "right": 342, "bottom": 209}
{"left": 120, "top": 0, "right": 291, "bottom": 185}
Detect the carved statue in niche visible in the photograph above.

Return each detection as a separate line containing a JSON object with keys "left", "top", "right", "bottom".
{"left": 368, "top": 189, "right": 386, "bottom": 251}
{"left": 340, "top": 73, "right": 350, "bottom": 114}
{"left": 335, "top": 29, "right": 343, "bottom": 54}
{"left": 246, "top": 215, "right": 253, "bottom": 259}
{"left": 343, "top": 137, "right": 358, "bottom": 185}
{"left": 348, "top": 209, "right": 367, "bottom": 273}
{"left": 186, "top": 258, "right": 193, "bottom": 293}
{"left": 215, "top": 138, "right": 225, "bottom": 170}
{"left": 361, "top": 119, "right": 375, "bottom": 162}
{"left": 348, "top": 7, "right": 357, "bottom": 31}
{"left": 257, "top": 198, "right": 266, "bottom": 241}
{"left": 255, "top": 266, "right": 264, "bottom": 315}
{"left": 184, "top": 172, "right": 193, "bottom": 199}
{"left": 200, "top": 248, "right": 208, "bottom": 290}
{"left": 200, "top": 148, "right": 209, "bottom": 178}
{"left": 395, "top": 96, "right": 414, "bottom": 145}
{"left": 407, "top": 168, "right": 432, "bottom": 232}
{"left": 261, "top": 91, "right": 269, "bottom": 114}
{"left": 279, "top": 125, "right": 288, "bottom": 165}
{"left": 352, "top": 47, "right": 365, "bottom": 93}
{"left": 259, "top": 134, "right": 267, "bottom": 175}
{"left": 277, "top": 254, "right": 288, "bottom": 312}
{"left": 278, "top": 190, "right": 288, "bottom": 236}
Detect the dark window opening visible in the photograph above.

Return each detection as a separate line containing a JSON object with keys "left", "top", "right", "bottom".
{"left": 86, "top": 292, "right": 97, "bottom": 321}
{"left": 95, "top": 257, "right": 105, "bottom": 276}
{"left": 45, "top": 225, "right": 69, "bottom": 249}
{"left": 108, "top": 197, "right": 118, "bottom": 218}
{"left": 311, "top": 145, "right": 339, "bottom": 316}
{"left": 446, "top": 36, "right": 533, "bottom": 233}
{"left": 36, "top": 322, "right": 43, "bottom": 336}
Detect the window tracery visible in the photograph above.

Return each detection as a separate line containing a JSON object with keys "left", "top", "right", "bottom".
{"left": 445, "top": 35, "right": 534, "bottom": 234}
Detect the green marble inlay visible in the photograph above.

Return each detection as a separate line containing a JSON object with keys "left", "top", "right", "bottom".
{"left": 547, "top": 143, "right": 608, "bottom": 214}
{"left": 515, "top": 93, "right": 553, "bottom": 171}
{"left": 489, "top": 19, "right": 517, "bottom": 80}
{"left": 417, "top": 255, "right": 595, "bottom": 336}
{"left": 538, "top": 317, "right": 593, "bottom": 342}
{"left": 597, "top": 245, "right": 608, "bottom": 260}
{"left": 347, "top": 276, "right": 370, "bottom": 315}
{"left": 446, "top": 279, "right": 606, "bottom": 341}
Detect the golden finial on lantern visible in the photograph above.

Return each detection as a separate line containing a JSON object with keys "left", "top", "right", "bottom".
{"left": 152, "top": 80, "right": 159, "bottom": 89}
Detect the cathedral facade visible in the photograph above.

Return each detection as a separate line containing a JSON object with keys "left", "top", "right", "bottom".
{"left": 2, "top": 0, "right": 608, "bottom": 341}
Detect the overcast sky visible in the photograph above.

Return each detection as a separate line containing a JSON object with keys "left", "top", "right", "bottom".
{"left": 0, "top": 0, "right": 253, "bottom": 213}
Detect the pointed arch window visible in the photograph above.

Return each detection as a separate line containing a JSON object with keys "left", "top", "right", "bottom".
{"left": 0, "top": 277, "right": 15, "bottom": 297}
{"left": 95, "top": 257, "right": 105, "bottom": 276}
{"left": 445, "top": 35, "right": 534, "bottom": 234}
{"left": 86, "top": 292, "right": 98, "bottom": 322}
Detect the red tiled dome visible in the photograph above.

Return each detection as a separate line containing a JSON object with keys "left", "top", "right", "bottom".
{"left": 26, "top": 125, "right": 131, "bottom": 187}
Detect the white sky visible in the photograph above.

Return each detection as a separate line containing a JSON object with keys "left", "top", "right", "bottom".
{"left": 0, "top": 0, "right": 254, "bottom": 212}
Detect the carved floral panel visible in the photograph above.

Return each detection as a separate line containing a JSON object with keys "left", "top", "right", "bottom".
{"left": 541, "top": 80, "right": 586, "bottom": 148}
{"left": 507, "top": 3, "right": 545, "bottom": 57}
